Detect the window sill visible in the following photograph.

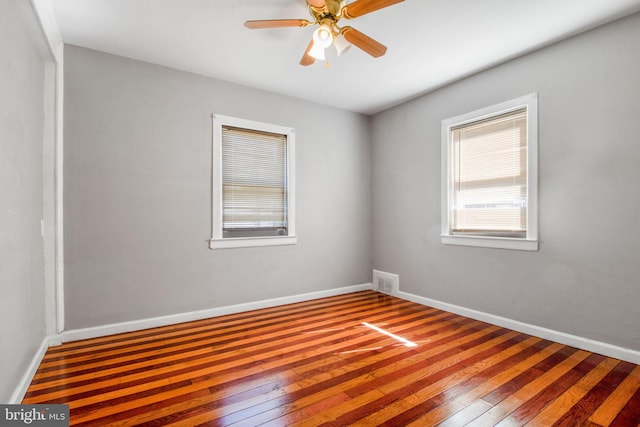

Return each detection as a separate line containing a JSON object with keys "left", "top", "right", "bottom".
{"left": 441, "top": 235, "right": 538, "bottom": 251}
{"left": 209, "top": 235, "right": 297, "bottom": 249}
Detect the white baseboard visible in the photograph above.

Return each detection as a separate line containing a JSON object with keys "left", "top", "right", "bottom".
{"left": 397, "top": 290, "right": 640, "bottom": 365}
{"left": 9, "top": 337, "right": 49, "bottom": 404}
{"left": 61, "top": 283, "right": 374, "bottom": 343}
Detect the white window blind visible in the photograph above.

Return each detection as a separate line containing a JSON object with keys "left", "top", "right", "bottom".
{"left": 221, "top": 125, "right": 288, "bottom": 236}
{"left": 451, "top": 108, "right": 527, "bottom": 237}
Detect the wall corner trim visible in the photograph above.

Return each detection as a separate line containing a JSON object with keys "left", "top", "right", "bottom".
{"left": 47, "top": 335, "right": 63, "bottom": 347}
{"left": 397, "top": 291, "right": 640, "bottom": 365}
{"left": 61, "top": 283, "right": 374, "bottom": 343}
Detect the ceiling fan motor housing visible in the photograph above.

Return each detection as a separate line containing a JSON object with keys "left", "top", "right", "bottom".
{"left": 309, "top": 0, "right": 346, "bottom": 23}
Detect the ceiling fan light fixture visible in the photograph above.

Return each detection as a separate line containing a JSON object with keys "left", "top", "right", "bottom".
{"left": 313, "top": 24, "right": 333, "bottom": 49}
{"left": 308, "top": 42, "right": 326, "bottom": 60}
{"left": 333, "top": 33, "right": 351, "bottom": 56}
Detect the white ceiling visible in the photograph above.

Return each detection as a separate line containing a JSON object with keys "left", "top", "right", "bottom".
{"left": 50, "top": 0, "right": 640, "bottom": 115}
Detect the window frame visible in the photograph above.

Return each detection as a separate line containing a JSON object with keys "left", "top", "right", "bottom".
{"left": 210, "top": 114, "right": 296, "bottom": 249}
{"left": 441, "top": 93, "right": 538, "bottom": 251}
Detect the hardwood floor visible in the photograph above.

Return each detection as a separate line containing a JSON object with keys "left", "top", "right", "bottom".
{"left": 23, "top": 291, "right": 640, "bottom": 426}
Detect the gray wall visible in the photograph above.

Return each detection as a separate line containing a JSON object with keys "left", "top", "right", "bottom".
{"left": 372, "top": 12, "right": 640, "bottom": 351}
{"left": 0, "top": 0, "right": 47, "bottom": 402}
{"left": 64, "top": 46, "right": 372, "bottom": 329}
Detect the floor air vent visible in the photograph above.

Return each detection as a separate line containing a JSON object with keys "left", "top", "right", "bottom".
{"left": 373, "top": 270, "right": 399, "bottom": 295}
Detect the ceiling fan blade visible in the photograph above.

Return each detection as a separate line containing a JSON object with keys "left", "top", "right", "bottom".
{"left": 341, "top": 27, "right": 387, "bottom": 58}
{"left": 307, "top": 0, "right": 327, "bottom": 8}
{"left": 300, "top": 38, "right": 316, "bottom": 66}
{"left": 343, "top": 0, "right": 404, "bottom": 19}
{"left": 244, "top": 19, "right": 311, "bottom": 29}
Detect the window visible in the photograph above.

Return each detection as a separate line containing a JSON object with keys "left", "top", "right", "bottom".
{"left": 210, "top": 114, "right": 296, "bottom": 249}
{"left": 441, "top": 94, "right": 538, "bottom": 251}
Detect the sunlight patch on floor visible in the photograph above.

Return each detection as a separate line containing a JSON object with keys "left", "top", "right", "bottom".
{"left": 361, "top": 322, "right": 418, "bottom": 347}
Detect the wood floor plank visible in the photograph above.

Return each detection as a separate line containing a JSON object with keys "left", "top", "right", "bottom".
{"left": 22, "top": 291, "right": 640, "bottom": 427}
{"left": 552, "top": 360, "right": 637, "bottom": 426}
{"left": 29, "top": 297, "right": 419, "bottom": 391}
{"left": 63, "top": 306, "right": 473, "bottom": 424}
{"left": 610, "top": 385, "right": 640, "bottom": 426}
{"left": 331, "top": 330, "right": 519, "bottom": 424}
{"left": 220, "top": 319, "right": 491, "bottom": 426}
{"left": 436, "top": 399, "right": 494, "bottom": 427}
{"left": 523, "top": 357, "right": 620, "bottom": 426}
{"left": 37, "top": 296, "right": 412, "bottom": 372}
{"left": 466, "top": 349, "right": 592, "bottom": 426}
{"left": 157, "top": 315, "right": 482, "bottom": 426}
{"left": 494, "top": 353, "right": 606, "bottom": 426}
{"left": 44, "top": 292, "right": 375, "bottom": 356}
{"left": 342, "top": 332, "right": 532, "bottom": 426}
{"left": 406, "top": 400, "right": 467, "bottom": 427}
{"left": 452, "top": 341, "right": 565, "bottom": 407}
{"left": 367, "top": 335, "right": 546, "bottom": 426}
{"left": 588, "top": 365, "right": 640, "bottom": 426}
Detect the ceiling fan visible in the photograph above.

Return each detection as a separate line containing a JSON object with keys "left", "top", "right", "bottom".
{"left": 244, "top": 0, "right": 404, "bottom": 66}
